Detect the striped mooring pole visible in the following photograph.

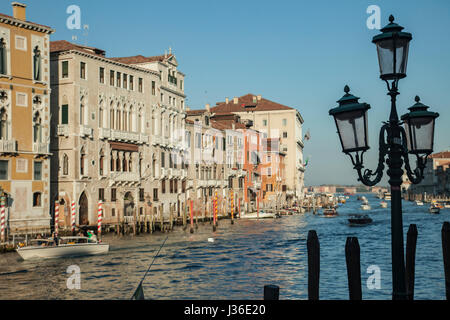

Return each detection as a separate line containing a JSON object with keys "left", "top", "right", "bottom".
{"left": 230, "top": 190, "right": 234, "bottom": 224}
{"left": 1, "top": 196, "right": 6, "bottom": 243}
{"left": 98, "top": 200, "right": 103, "bottom": 241}
{"left": 71, "top": 201, "right": 76, "bottom": 233}
{"left": 54, "top": 201, "right": 59, "bottom": 237}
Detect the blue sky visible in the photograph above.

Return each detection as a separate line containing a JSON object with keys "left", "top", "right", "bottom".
{"left": 3, "top": 0, "right": 450, "bottom": 186}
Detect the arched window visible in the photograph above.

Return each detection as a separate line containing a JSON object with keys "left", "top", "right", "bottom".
{"left": 99, "top": 149, "right": 104, "bottom": 176}
{"left": 33, "top": 112, "right": 42, "bottom": 143}
{"left": 116, "top": 104, "right": 121, "bottom": 130}
{"left": 137, "top": 108, "right": 141, "bottom": 133}
{"left": 33, "top": 192, "right": 41, "bottom": 207}
{"left": 0, "top": 107, "right": 8, "bottom": 139}
{"left": 80, "top": 97, "right": 85, "bottom": 125}
{"left": 110, "top": 151, "right": 114, "bottom": 172}
{"left": 110, "top": 101, "right": 114, "bottom": 129}
{"left": 80, "top": 148, "right": 86, "bottom": 176}
{"left": 0, "top": 38, "right": 6, "bottom": 75}
{"left": 62, "top": 153, "right": 69, "bottom": 175}
{"left": 128, "top": 154, "right": 133, "bottom": 173}
{"left": 33, "top": 46, "right": 41, "bottom": 81}
{"left": 98, "top": 104, "right": 103, "bottom": 128}
{"left": 129, "top": 106, "right": 133, "bottom": 132}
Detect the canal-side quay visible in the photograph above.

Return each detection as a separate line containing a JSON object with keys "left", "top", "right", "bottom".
{"left": 0, "top": 194, "right": 448, "bottom": 300}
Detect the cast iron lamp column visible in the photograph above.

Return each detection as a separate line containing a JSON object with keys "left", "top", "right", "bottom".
{"left": 329, "top": 16, "right": 439, "bottom": 300}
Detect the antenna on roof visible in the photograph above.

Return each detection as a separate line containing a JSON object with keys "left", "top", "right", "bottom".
{"left": 82, "top": 24, "right": 89, "bottom": 46}
{"left": 169, "top": 46, "right": 172, "bottom": 54}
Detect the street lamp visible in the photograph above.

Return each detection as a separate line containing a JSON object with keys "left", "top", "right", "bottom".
{"left": 329, "top": 15, "right": 439, "bottom": 300}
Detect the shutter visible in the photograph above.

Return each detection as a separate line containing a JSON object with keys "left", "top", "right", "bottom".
{"left": 61, "top": 105, "right": 69, "bottom": 124}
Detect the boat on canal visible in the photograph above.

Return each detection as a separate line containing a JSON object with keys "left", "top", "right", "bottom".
{"left": 360, "top": 204, "right": 371, "bottom": 210}
{"left": 384, "top": 192, "right": 392, "bottom": 201}
{"left": 380, "top": 201, "right": 388, "bottom": 208}
{"left": 348, "top": 214, "right": 373, "bottom": 226}
{"left": 16, "top": 236, "right": 109, "bottom": 260}
{"left": 415, "top": 200, "right": 424, "bottom": 206}
{"left": 240, "top": 210, "right": 279, "bottom": 219}
{"left": 323, "top": 207, "right": 338, "bottom": 217}
{"left": 429, "top": 204, "right": 440, "bottom": 214}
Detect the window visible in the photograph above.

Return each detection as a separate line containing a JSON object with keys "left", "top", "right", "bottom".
{"left": 80, "top": 62, "right": 86, "bottom": 79}
{"left": 62, "top": 61, "right": 69, "bottom": 78}
{"left": 33, "top": 112, "right": 42, "bottom": 143}
{"left": 123, "top": 74, "right": 127, "bottom": 89}
{"left": 16, "top": 92, "right": 27, "bottom": 107}
{"left": 228, "top": 177, "right": 233, "bottom": 188}
{"left": 33, "top": 46, "right": 41, "bottom": 81}
{"left": 239, "top": 177, "right": 243, "bottom": 188}
{"left": 98, "top": 188, "right": 105, "bottom": 201}
{"left": 263, "top": 119, "right": 267, "bottom": 126}
{"left": 0, "top": 38, "right": 7, "bottom": 75}
{"left": 116, "top": 72, "right": 121, "bottom": 87}
{"left": 80, "top": 149, "right": 86, "bottom": 176}
{"left": 61, "top": 105, "right": 69, "bottom": 124}
{"left": 138, "top": 78, "right": 143, "bottom": 92}
{"left": 169, "top": 179, "right": 173, "bottom": 193}
{"left": 99, "top": 152, "right": 104, "bottom": 176}
{"left": 204, "top": 116, "right": 209, "bottom": 126}
{"left": 110, "top": 70, "right": 114, "bottom": 86}
{"left": 282, "top": 119, "right": 287, "bottom": 126}
{"left": 112, "top": 208, "right": 116, "bottom": 217}
{"left": 111, "top": 188, "right": 117, "bottom": 202}
{"left": 0, "top": 107, "right": 8, "bottom": 139}
{"left": 0, "top": 160, "right": 8, "bottom": 180}
{"left": 63, "top": 154, "right": 69, "bottom": 175}
{"left": 129, "top": 75, "right": 134, "bottom": 90}
{"left": 266, "top": 184, "right": 273, "bottom": 192}
{"left": 283, "top": 132, "right": 288, "bottom": 138}
{"left": 152, "top": 81, "right": 155, "bottom": 95}
{"left": 161, "top": 152, "right": 165, "bottom": 168}
{"left": 99, "top": 67, "right": 105, "bottom": 83}
{"left": 267, "top": 167, "right": 272, "bottom": 177}
{"left": 139, "top": 188, "right": 145, "bottom": 202}
{"left": 33, "top": 192, "right": 41, "bottom": 207}
{"left": 161, "top": 179, "right": 166, "bottom": 194}
{"left": 15, "top": 36, "right": 26, "bottom": 51}
{"left": 180, "top": 79, "right": 183, "bottom": 90}
{"left": 153, "top": 188, "right": 158, "bottom": 201}
{"left": 34, "top": 161, "right": 42, "bottom": 180}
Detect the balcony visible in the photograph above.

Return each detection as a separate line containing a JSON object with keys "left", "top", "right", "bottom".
{"left": 254, "top": 182, "right": 261, "bottom": 190}
{"left": 33, "top": 142, "right": 49, "bottom": 155}
{"left": 228, "top": 168, "right": 238, "bottom": 177}
{"left": 110, "top": 130, "right": 139, "bottom": 143}
{"left": 99, "top": 128, "right": 111, "bottom": 139}
{"left": 79, "top": 125, "right": 93, "bottom": 138}
{"left": 160, "top": 168, "right": 168, "bottom": 178}
{"left": 139, "top": 134, "right": 149, "bottom": 144}
{"left": 110, "top": 171, "right": 140, "bottom": 186}
{"left": 152, "top": 136, "right": 162, "bottom": 146}
{"left": 238, "top": 169, "right": 246, "bottom": 177}
{"left": 0, "top": 139, "right": 17, "bottom": 153}
{"left": 57, "top": 125, "right": 69, "bottom": 137}
{"left": 207, "top": 180, "right": 215, "bottom": 187}
{"left": 198, "top": 180, "right": 206, "bottom": 188}
{"left": 168, "top": 168, "right": 173, "bottom": 178}
{"left": 187, "top": 180, "right": 194, "bottom": 189}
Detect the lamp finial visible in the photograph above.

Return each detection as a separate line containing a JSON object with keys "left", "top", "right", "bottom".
{"left": 389, "top": 15, "right": 395, "bottom": 23}
{"left": 415, "top": 95, "right": 420, "bottom": 103}
{"left": 344, "top": 85, "right": 350, "bottom": 94}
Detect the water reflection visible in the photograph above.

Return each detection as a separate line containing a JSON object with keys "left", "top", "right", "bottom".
{"left": 0, "top": 193, "right": 448, "bottom": 300}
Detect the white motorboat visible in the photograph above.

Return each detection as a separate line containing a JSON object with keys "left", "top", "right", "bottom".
{"left": 429, "top": 205, "right": 440, "bottom": 215}
{"left": 380, "top": 201, "right": 388, "bottom": 208}
{"left": 415, "top": 200, "right": 424, "bottom": 206}
{"left": 360, "top": 204, "right": 371, "bottom": 211}
{"left": 240, "top": 211, "right": 278, "bottom": 219}
{"left": 16, "top": 236, "right": 109, "bottom": 260}
{"left": 384, "top": 192, "right": 391, "bottom": 201}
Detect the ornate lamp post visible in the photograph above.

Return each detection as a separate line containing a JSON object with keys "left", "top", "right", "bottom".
{"left": 329, "top": 15, "right": 439, "bottom": 300}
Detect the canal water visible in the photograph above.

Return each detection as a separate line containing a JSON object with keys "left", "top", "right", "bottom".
{"left": 0, "top": 193, "right": 448, "bottom": 300}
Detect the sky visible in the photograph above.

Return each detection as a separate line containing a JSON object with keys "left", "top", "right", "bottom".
{"left": 2, "top": 0, "right": 450, "bottom": 186}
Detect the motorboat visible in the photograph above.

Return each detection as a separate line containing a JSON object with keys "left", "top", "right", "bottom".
{"left": 429, "top": 205, "right": 440, "bottom": 214}
{"left": 445, "top": 203, "right": 450, "bottom": 209}
{"left": 240, "top": 211, "right": 278, "bottom": 219}
{"left": 16, "top": 236, "right": 109, "bottom": 260}
{"left": 360, "top": 204, "right": 371, "bottom": 211}
{"left": 380, "top": 201, "right": 388, "bottom": 208}
{"left": 415, "top": 200, "right": 424, "bottom": 206}
{"left": 384, "top": 193, "right": 392, "bottom": 201}
{"left": 348, "top": 214, "right": 373, "bottom": 226}
{"left": 323, "top": 208, "right": 338, "bottom": 217}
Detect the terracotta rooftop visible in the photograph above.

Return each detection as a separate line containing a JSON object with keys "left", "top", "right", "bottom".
{"left": 50, "top": 40, "right": 106, "bottom": 57}
{"left": 211, "top": 94, "right": 294, "bottom": 113}
{"left": 110, "top": 54, "right": 173, "bottom": 65}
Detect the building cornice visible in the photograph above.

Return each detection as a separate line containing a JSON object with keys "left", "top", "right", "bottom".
{"left": 0, "top": 16, "right": 54, "bottom": 34}
{"left": 160, "top": 85, "right": 186, "bottom": 98}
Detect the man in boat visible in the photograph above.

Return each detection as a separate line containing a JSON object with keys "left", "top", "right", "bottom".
{"left": 87, "top": 230, "right": 97, "bottom": 242}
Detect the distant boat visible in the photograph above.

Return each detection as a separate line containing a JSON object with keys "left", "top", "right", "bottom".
{"left": 323, "top": 208, "right": 338, "bottom": 217}
{"left": 429, "top": 205, "right": 440, "bottom": 214}
{"left": 240, "top": 211, "right": 278, "bottom": 219}
{"left": 348, "top": 214, "right": 373, "bottom": 226}
{"left": 360, "top": 204, "right": 371, "bottom": 211}
{"left": 380, "top": 201, "right": 388, "bottom": 208}
{"left": 445, "top": 203, "right": 450, "bottom": 209}
{"left": 415, "top": 200, "right": 424, "bottom": 206}
{"left": 384, "top": 193, "right": 392, "bottom": 201}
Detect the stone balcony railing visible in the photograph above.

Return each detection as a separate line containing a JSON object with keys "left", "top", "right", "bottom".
{"left": 110, "top": 171, "right": 140, "bottom": 182}
{"left": 33, "top": 142, "right": 49, "bottom": 155}
{"left": 254, "top": 182, "right": 261, "bottom": 190}
{"left": 79, "top": 125, "right": 93, "bottom": 138}
{"left": 0, "top": 139, "right": 17, "bottom": 153}
{"left": 99, "top": 128, "right": 111, "bottom": 139}
{"left": 160, "top": 168, "right": 168, "bottom": 178}
{"left": 207, "top": 180, "right": 215, "bottom": 187}
{"left": 139, "top": 134, "right": 149, "bottom": 144}
{"left": 228, "top": 168, "right": 238, "bottom": 176}
{"left": 152, "top": 135, "right": 162, "bottom": 146}
{"left": 111, "top": 130, "right": 139, "bottom": 143}
{"left": 57, "top": 125, "right": 69, "bottom": 137}
{"left": 198, "top": 180, "right": 206, "bottom": 188}
{"left": 187, "top": 180, "right": 194, "bottom": 189}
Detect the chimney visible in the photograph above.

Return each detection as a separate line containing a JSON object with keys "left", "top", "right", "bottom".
{"left": 257, "top": 95, "right": 262, "bottom": 101}
{"left": 225, "top": 97, "right": 229, "bottom": 104}
{"left": 233, "top": 97, "right": 238, "bottom": 104}
{"left": 232, "top": 123, "right": 235, "bottom": 130}
{"left": 252, "top": 96, "right": 257, "bottom": 103}
{"left": 186, "top": 106, "right": 190, "bottom": 111}
{"left": 205, "top": 103, "right": 210, "bottom": 112}
{"left": 12, "top": 2, "right": 26, "bottom": 20}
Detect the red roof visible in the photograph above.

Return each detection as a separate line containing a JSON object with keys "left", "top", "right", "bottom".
{"left": 211, "top": 94, "right": 294, "bottom": 113}
{"left": 430, "top": 151, "right": 450, "bottom": 159}
{"left": 50, "top": 40, "right": 106, "bottom": 57}
{"left": 110, "top": 54, "right": 173, "bottom": 65}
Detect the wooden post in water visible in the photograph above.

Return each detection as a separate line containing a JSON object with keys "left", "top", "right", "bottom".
{"left": 345, "top": 237, "right": 362, "bottom": 300}
{"left": 405, "top": 224, "right": 418, "bottom": 300}
{"left": 189, "top": 200, "right": 194, "bottom": 234}
{"left": 307, "top": 230, "right": 320, "bottom": 300}
{"left": 263, "top": 285, "right": 279, "bottom": 300}
{"left": 442, "top": 221, "right": 450, "bottom": 300}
